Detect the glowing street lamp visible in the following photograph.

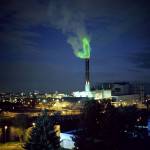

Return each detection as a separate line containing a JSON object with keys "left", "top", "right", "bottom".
{"left": 4, "top": 126, "right": 7, "bottom": 130}
{"left": 32, "top": 122, "right": 36, "bottom": 127}
{"left": 4, "top": 125, "right": 7, "bottom": 143}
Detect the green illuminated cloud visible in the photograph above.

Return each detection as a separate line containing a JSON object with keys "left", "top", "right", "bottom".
{"left": 74, "top": 37, "right": 91, "bottom": 59}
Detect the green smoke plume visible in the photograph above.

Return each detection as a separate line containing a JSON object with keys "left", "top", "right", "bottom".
{"left": 74, "top": 37, "right": 91, "bottom": 59}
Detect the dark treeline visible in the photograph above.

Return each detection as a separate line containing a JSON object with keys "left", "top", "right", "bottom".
{"left": 73, "top": 100, "right": 149, "bottom": 150}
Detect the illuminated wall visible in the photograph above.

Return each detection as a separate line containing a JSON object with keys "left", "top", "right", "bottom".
{"left": 60, "top": 133, "right": 75, "bottom": 149}
{"left": 73, "top": 89, "right": 112, "bottom": 100}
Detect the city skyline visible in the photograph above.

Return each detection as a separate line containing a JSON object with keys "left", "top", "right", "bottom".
{"left": 0, "top": 0, "right": 150, "bottom": 92}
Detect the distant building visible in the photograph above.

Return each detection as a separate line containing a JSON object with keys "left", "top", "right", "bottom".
{"left": 111, "top": 82, "right": 130, "bottom": 95}
{"left": 93, "top": 82, "right": 145, "bottom": 99}
{"left": 72, "top": 89, "right": 111, "bottom": 100}
{"left": 89, "top": 81, "right": 146, "bottom": 106}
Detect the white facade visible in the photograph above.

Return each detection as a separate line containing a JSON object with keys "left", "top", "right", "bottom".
{"left": 73, "top": 89, "right": 112, "bottom": 100}
{"left": 60, "top": 133, "right": 75, "bottom": 149}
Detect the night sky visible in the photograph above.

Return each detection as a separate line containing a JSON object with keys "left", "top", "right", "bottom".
{"left": 0, "top": 0, "right": 150, "bottom": 92}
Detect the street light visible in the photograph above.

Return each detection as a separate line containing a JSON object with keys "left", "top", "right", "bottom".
{"left": 32, "top": 122, "right": 36, "bottom": 127}
{"left": 4, "top": 125, "right": 7, "bottom": 143}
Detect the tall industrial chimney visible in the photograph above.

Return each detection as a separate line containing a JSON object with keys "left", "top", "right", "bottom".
{"left": 85, "top": 58, "right": 90, "bottom": 92}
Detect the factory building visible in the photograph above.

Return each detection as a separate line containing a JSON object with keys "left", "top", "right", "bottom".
{"left": 73, "top": 57, "right": 111, "bottom": 100}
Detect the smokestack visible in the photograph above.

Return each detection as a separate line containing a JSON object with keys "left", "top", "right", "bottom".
{"left": 73, "top": 37, "right": 91, "bottom": 92}
{"left": 85, "top": 58, "right": 90, "bottom": 92}
{"left": 85, "top": 59, "right": 90, "bottom": 83}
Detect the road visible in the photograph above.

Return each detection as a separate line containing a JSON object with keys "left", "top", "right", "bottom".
{"left": 0, "top": 142, "right": 23, "bottom": 150}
